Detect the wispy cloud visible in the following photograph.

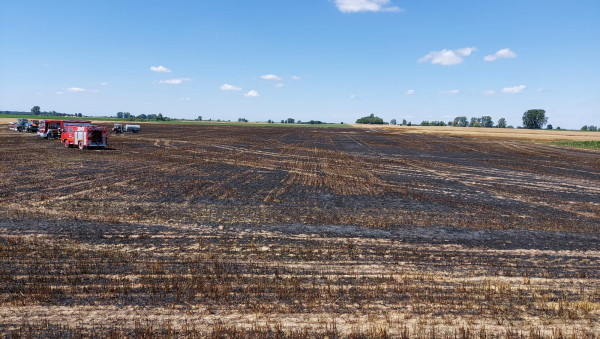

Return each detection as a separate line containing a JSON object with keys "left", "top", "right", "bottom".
{"left": 405, "top": 89, "right": 415, "bottom": 95}
{"left": 483, "top": 90, "right": 496, "bottom": 96}
{"left": 419, "top": 47, "right": 477, "bottom": 66}
{"left": 150, "top": 65, "right": 171, "bottom": 73}
{"left": 334, "top": 0, "right": 402, "bottom": 13}
{"left": 275, "top": 83, "right": 285, "bottom": 88}
{"left": 220, "top": 84, "right": 242, "bottom": 91}
{"left": 261, "top": 74, "right": 282, "bottom": 81}
{"left": 484, "top": 48, "right": 517, "bottom": 62}
{"left": 100, "top": 82, "right": 108, "bottom": 86}
{"left": 67, "top": 87, "right": 86, "bottom": 92}
{"left": 291, "top": 75, "right": 301, "bottom": 80}
{"left": 54, "top": 91, "right": 64, "bottom": 95}
{"left": 502, "top": 85, "right": 526, "bottom": 94}
{"left": 159, "top": 78, "right": 190, "bottom": 85}
{"left": 244, "top": 90, "right": 259, "bottom": 97}
{"left": 440, "top": 89, "right": 459, "bottom": 94}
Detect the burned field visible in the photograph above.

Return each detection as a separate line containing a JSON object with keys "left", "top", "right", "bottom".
{"left": 1, "top": 124, "right": 599, "bottom": 337}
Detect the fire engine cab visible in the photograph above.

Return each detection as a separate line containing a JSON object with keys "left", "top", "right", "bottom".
{"left": 61, "top": 125, "right": 109, "bottom": 149}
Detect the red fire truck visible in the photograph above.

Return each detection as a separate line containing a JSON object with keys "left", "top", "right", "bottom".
{"left": 61, "top": 125, "right": 109, "bottom": 149}
{"left": 37, "top": 120, "right": 91, "bottom": 138}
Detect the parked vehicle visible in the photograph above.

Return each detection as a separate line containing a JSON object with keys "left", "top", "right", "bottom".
{"left": 61, "top": 125, "right": 109, "bottom": 149}
{"left": 124, "top": 124, "right": 140, "bottom": 133}
{"left": 112, "top": 124, "right": 123, "bottom": 134}
{"left": 37, "top": 120, "right": 91, "bottom": 138}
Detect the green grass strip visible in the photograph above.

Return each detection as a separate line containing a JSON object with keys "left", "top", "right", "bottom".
{"left": 552, "top": 140, "right": 600, "bottom": 149}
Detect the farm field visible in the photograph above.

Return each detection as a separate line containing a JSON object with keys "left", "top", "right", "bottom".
{"left": 1, "top": 123, "right": 599, "bottom": 337}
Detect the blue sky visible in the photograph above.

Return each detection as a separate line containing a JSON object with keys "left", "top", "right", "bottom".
{"left": 1, "top": 0, "right": 599, "bottom": 128}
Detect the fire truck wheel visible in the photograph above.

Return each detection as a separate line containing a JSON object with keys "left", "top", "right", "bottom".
{"left": 78, "top": 141, "right": 84, "bottom": 150}
{"left": 64, "top": 141, "right": 70, "bottom": 148}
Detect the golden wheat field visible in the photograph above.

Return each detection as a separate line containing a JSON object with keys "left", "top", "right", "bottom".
{"left": 1, "top": 122, "right": 599, "bottom": 338}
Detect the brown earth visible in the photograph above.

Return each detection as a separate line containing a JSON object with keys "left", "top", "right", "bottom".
{"left": 0, "top": 123, "right": 599, "bottom": 337}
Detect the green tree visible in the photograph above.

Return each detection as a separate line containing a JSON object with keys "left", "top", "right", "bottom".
{"left": 356, "top": 114, "right": 384, "bottom": 124}
{"left": 522, "top": 109, "right": 548, "bottom": 129}
{"left": 197, "top": 115, "right": 202, "bottom": 121}
{"left": 390, "top": 119, "right": 397, "bottom": 125}
{"left": 116, "top": 112, "right": 124, "bottom": 119}
{"left": 453, "top": 116, "right": 468, "bottom": 127}
{"left": 497, "top": 118, "right": 507, "bottom": 128}
{"left": 31, "top": 106, "right": 41, "bottom": 115}
{"left": 481, "top": 116, "right": 494, "bottom": 128}
{"left": 469, "top": 117, "right": 482, "bottom": 127}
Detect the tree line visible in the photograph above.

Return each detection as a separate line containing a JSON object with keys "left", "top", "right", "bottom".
{"left": 357, "top": 110, "right": 561, "bottom": 130}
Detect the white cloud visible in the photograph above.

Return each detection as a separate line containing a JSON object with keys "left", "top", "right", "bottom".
{"left": 418, "top": 47, "right": 477, "bottom": 66}
{"left": 334, "top": 0, "right": 402, "bottom": 13}
{"left": 405, "top": 89, "right": 415, "bottom": 95}
{"left": 67, "top": 87, "right": 86, "bottom": 92}
{"left": 350, "top": 94, "right": 356, "bottom": 99}
{"left": 291, "top": 75, "right": 301, "bottom": 80}
{"left": 220, "top": 84, "right": 242, "bottom": 91}
{"left": 100, "top": 82, "right": 108, "bottom": 86}
{"left": 484, "top": 48, "right": 517, "bottom": 62}
{"left": 440, "top": 89, "right": 459, "bottom": 94}
{"left": 150, "top": 65, "right": 171, "bottom": 73}
{"left": 483, "top": 90, "right": 496, "bottom": 96}
{"left": 54, "top": 91, "right": 64, "bottom": 95}
{"left": 261, "top": 74, "right": 282, "bottom": 81}
{"left": 276, "top": 83, "right": 285, "bottom": 88}
{"left": 244, "top": 90, "right": 259, "bottom": 97}
{"left": 159, "top": 78, "right": 190, "bottom": 85}
{"left": 502, "top": 85, "right": 526, "bottom": 94}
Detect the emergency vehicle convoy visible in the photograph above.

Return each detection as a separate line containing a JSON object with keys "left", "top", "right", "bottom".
{"left": 61, "top": 125, "right": 109, "bottom": 149}
{"left": 6, "top": 117, "right": 141, "bottom": 150}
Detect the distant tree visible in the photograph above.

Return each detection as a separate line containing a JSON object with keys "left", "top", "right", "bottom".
{"left": 77, "top": 113, "right": 83, "bottom": 118}
{"left": 31, "top": 106, "right": 41, "bottom": 115}
{"left": 116, "top": 112, "right": 124, "bottom": 119}
{"left": 497, "top": 118, "right": 507, "bottom": 128}
{"left": 356, "top": 114, "right": 384, "bottom": 124}
{"left": 580, "top": 125, "right": 588, "bottom": 131}
{"left": 469, "top": 117, "right": 482, "bottom": 127}
{"left": 156, "top": 113, "right": 164, "bottom": 121}
{"left": 556, "top": 126, "right": 561, "bottom": 130}
{"left": 281, "top": 120, "right": 285, "bottom": 123}
{"left": 589, "top": 125, "right": 598, "bottom": 132}
{"left": 197, "top": 115, "right": 202, "bottom": 121}
{"left": 390, "top": 119, "right": 397, "bottom": 125}
{"left": 402, "top": 119, "right": 407, "bottom": 126}
{"left": 238, "top": 118, "right": 248, "bottom": 123}
{"left": 547, "top": 124, "right": 553, "bottom": 130}
{"left": 286, "top": 118, "right": 295, "bottom": 124}
{"left": 123, "top": 112, "right": 132, "bottom": 119}
{"left": 522, "top": 109, "right": 548, "bottom": 129}
{"left": 453, "top": 116, "right": 468, "bottom": 127}
{"left": 407, "top": 121, "right": 412, "bottom": 126}
{"left": 481, "top": 116, "right": 494, "bottom": 128}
